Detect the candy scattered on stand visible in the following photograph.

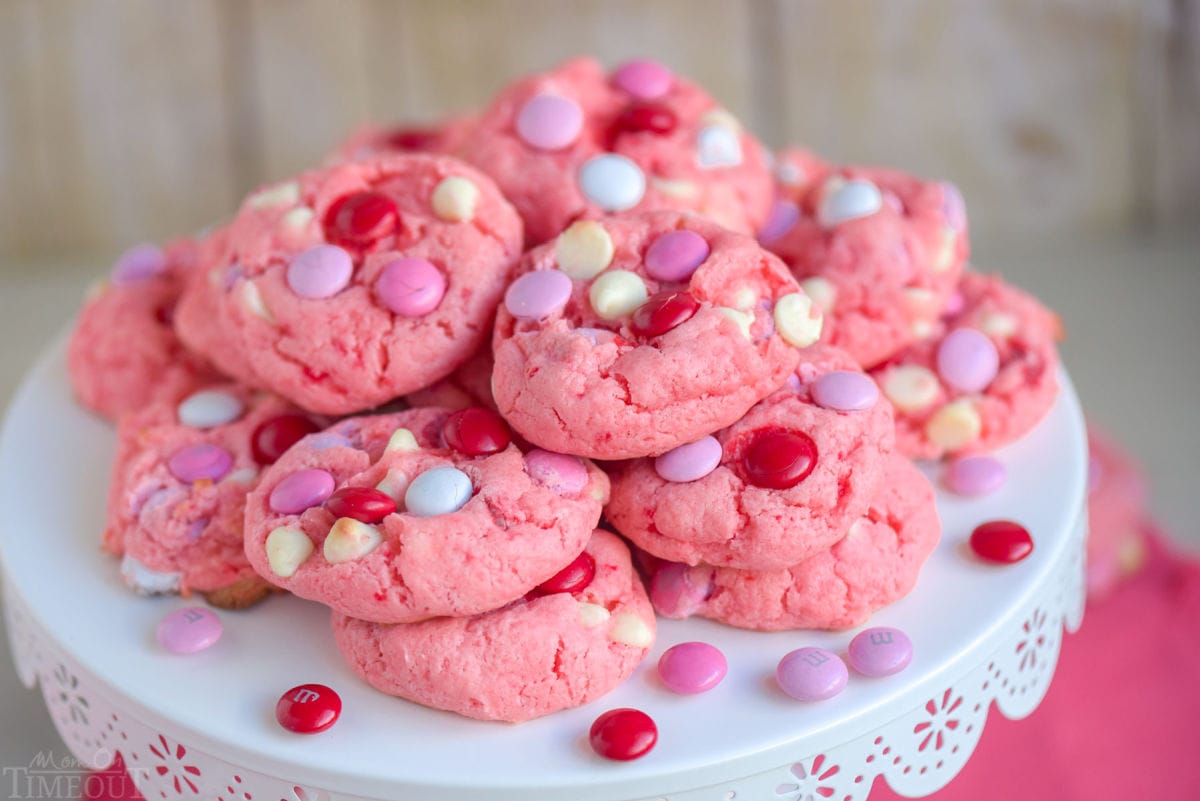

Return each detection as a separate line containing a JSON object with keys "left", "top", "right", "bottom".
{"left": 970, "top": 520, "right": 1034, "bottom": 564}
{"left": 276, "top": 684, "right": 342, "bottom": 734}
{"left": 848, "top": 628, "right": 913, "bottom": 677}
{"left": 658, "top": 642, "right": 728, "bottom": 694}
{"left": 945, "top": 455, "right": 1008, "bottom": 497}
{"left": 776, "top": 647, "right": 848, "bottom": 701}
{"left": 589, "top": 708, "right": 658, "bottom": 761}
{"left": 156, "top": 607, "right": 222, "bottom": 654}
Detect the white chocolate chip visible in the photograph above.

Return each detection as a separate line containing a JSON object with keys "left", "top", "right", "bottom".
{"left": 925, "top": 399, "right": 983, "bottom": 451}
{"left": 577, "top": 602, "right": 611, "bottom": 628}
{"left": 608, "top": 613, "right": 654, "bottom": 648}
{"left": 555, "top": 221, "right": 614, "bottom": 280}
{"left": 589, "top": 485, "right": 607, "bottom": 501}
{"left": 717, "top": 306, "right": 754, "bottom": 339}
{"left": 589, "top": 269, "right": 648, "bottom": 320}
{"left": 207, "top": 266, "right": 224, "bottom": 287}
{"left": 651, "top": 177, "right": 699, "bottom": 199}
{"left": 932, "top": 228, "right": 957, "bottom": 272}
{"left": 799, "top": 277, "right": 837, "bottom": 313}
{"left": 980, "top": 312, "right": 1018, "bottom": 338}
{"left": 734, "top": 287, "right": 757, "bottom": 310}
{"left": 385, "top": 428, "right": 420, "bottom": 453}
{"left": 774, "top": 292, "right": 823, "bottom": 348}
{"left": 911, "top": 319, "right": 935, "bottom": 339}
{"left": 431, "top": 176, "right": 479, "bottom": 223}
{"left": 240, "top": 281, "right": 273, "bottom": 323}
{"left": 700, "top": 108, "right": 742, "bottom": 132}
{"left": 247, "top": 181, "right": 300, "bottom": 210}
{"left": 882, "top": 365, "right": 941, "bottom": 413}
{"left": 265, "top": 527, "right": 314, "bottom": 578}
{"left": 224, "top": 467, "right": 259, "bottom": 485}
{"left": 323, "top": 518, "right": 383, "bottom": 564}
{"left": 902, "top": 287, "right": 936, "bottom": 312}
{"left": 282, "top": 205, "right": 315, "bottom": 231}
{"left": 375, "top": 469, "right": 410, "bottom": 503}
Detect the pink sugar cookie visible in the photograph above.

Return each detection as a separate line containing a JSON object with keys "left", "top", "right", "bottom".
{"left": 332, "top": 529, "right": 654, "bottom": 722}
{"left": 492, "top": 211, "right": 820, "bottom": 460}
{"left": 764, "top": 148, "right": 968, "bottom": 368}
{"left": 648, "top": 455, "right": 940, "bottom": 630}
{"left": 175, "top": 155, "right": 523, "bottom": 415}
{"left": 104, "top": 386, "right": 320, "bottom": 608}
{"left": 463, "top": 57, "right": 774, "bottom": 245}
{"left": 605, "top": 346, "right": 894, "bottom": 569}
{"left": 244, "top": 408, "right": 610, "bottom": 623}
{"left": 67, "top": 238, "right": 223, "bottom": 421}
{"left": 871, "top": 271, "right": 1060, "bottom": 460}
{"left": 328, "top": 114, "right": 478, "bottom": 163}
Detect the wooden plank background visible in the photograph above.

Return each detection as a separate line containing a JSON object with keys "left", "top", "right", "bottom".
{"left": 0, "top": 0, "right": 1196, "bottom": 267}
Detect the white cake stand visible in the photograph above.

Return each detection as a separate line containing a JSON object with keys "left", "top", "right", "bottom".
{"left": 1, "top": 336, "right": 1087, "bottom": 801}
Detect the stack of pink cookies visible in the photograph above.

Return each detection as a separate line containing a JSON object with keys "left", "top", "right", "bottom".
{"left": 67, "top": 56, "right": 1063, "bottom": 723}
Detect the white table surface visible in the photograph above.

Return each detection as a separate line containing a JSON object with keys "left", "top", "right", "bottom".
{"left": 1, "top": 231, "right": 1197, "bottom": 776}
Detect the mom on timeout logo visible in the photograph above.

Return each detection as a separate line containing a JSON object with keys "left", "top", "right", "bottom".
{"left": 3, "top": 749, "right": 144, "bottom": 800}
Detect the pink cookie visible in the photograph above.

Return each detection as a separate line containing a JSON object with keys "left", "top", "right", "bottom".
{"left": 67, "top": 239, "right": 223, "bottom": 421}
{"left": 403, "top": 341, "right": 496, "bottom": 411}
{"left": 331, "top": 529, "right": 654, "bottom": 722}
{"left": 105, "top": 385, "right": 320, "bottom": 608}
{"left": 464, "top": 57, "right": 774, "bottom": 244}
{"left": 492, "top": 211, "right": 820, "bottom": 460}
{"left": 329, "top": 114, "right": 478, "bottom": 162}
{"left": 244, "top": 408, "right": 610, "bottom": 623}
{"left": 872, "top": 271, "right": 1061, "bottom": 460}
{"left": 175, "top": 155, "right": 523, "bottom": 415}
{"left": 647, "top": 455, "right": 939, "bottom": 630}
{"left": 1085, "top": 425, "right": 1150, "bottom": 598}
{"left": 605, "top": 346, "right": 894, "bottom": 569}
{"left": 763, "top": 148, "right": 968, "bottom": 368}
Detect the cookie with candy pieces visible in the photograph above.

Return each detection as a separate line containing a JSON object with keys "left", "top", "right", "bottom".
{"left": 332, "top": 529, "right": 654, "bottom": 722}
{"left": 244, "top": 407, "right": 610, "bottom": 623}
{"left": 647, "top": 455, "right": 940, "bottom": 630}
{"left": 463, "top": 56, "right": 774, "bottom": 244}
{"left": 871, "top": 271, "right": 1060, "bottom": 460}
{"left": 328, "top": 114, "right": 478, "bottom": 163}
{"left": 68, "top": 238, "right": 223, "bottom": 421}
{"left": 492, "top": 210, "right": 823, "bottom": 460}
{"left": 761, "top": 148, "right": 968, "bottom": 368}
{"left": 605, "top": 346, "right": 894, "bottom": 569}
{"left": 105, "top": 385, "right": 323, "bottom": 609}
{"left": 174, "top": 154, "right": 523, "bottom": 415}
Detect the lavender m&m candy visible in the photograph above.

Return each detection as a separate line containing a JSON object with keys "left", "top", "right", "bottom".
{"left": 612, "top": 59, "right": 674, "bottom": 100}
{"left": 848, "top": 627, "right": 913, "bottom": 677}
{"left": 111, "top": 243, "right": 167, "bottom": 285}
{"left": 168, "top": 444, "right": 234, "bottom": 483}
{"left": 286, "top": 245, "right": 353, "bottom": 299}
{"left": 375, "top": 257, "right": 446, "bottom": 317}
{"left": 156, "top": 607, "right": 222, "bottom": 654}
{"left": 644, "top": 230, "right": 710, "bottom": 282}
{"left": 658, "top": 642, "right": 727, "bottom": 694}
{"left": 776, "top": 647, "right": 848, "bottom": 701}
{"left": 812, "top": 371, "right": 879, "bottom": 412}
{"left": 269, "top": 468, "right": 335, "bottom": 514}
{"left": 524, "top": 449, "right": 589, "bottom": 494}
{"left": 404, "top": 466, "right": 473, "bottom": 517}
{"left": 654, "top": 436, "right": 722, "bottom": 483}
{"left": 936, "top": 328, "right": 999, "bottom": 393}
{"left": 505, "top": 270, "right": 572, "bottom": 320}
{"left": 945, "top": 455, "right": 1007, "bottom": 497}
{"left": 758, "top": 199, "right": 800, "bottom": 243}
{"left": 516, "top": 94, "right": 584, "bottom": 151}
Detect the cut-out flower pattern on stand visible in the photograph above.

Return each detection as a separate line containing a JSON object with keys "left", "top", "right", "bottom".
{"left": 913, "top": 689, "right": 963, "bottom": 754}
{"left": 775, "top": 754, "right": 841, "bottom": 800}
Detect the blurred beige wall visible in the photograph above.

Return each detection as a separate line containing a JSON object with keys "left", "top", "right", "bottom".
{"left": 0, "top": 0, "right": 1197, "bottom": 268}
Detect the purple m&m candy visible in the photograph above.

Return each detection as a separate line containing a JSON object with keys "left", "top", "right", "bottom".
{"left": 111, "top": 243, "right": 167, "bottom": 285}
{"left": 156, "top": 607, "right": 222, "bottom": 654}
{"left": 516, "top": 94, "right": 583, "bottom": 151}
{"left": 644, "top": 230, "right": 710, "bottom": 282}
{"left": 936, "top": 328, "right": 999, "bottom": 393}
{"left": 945, "top": 455, "right": 1007, "bottom": 497}
{"left": 375, "top": 257, "right": 446, "bottom": 317}
{"left": 286, "top": 245, "right": 353, "bottom": 299}
{"left": 776, "top": 647, "right": 848, "bottom": 701}
{"left": 167, "top": 444, "right": 234, "bottom": 483}
{"left": 269, "top": 468, "right": 336, "bottom": 514}
{"left": 505, "top": 270, "right": 573, "bottom": 320}
{"left": 758, "top": 199, "right": 800, "bottom": 243}
{"left": 812, "top": 371, "right": 879, "bottom": 412}
{"left": 654, "top": 436, "right": 722, "bottom": 483}
{"left": 658, "top": 642, "right": 727, "bottom": 694}
{"left": 848, "top": 627, "right": 913, "bottom": 677}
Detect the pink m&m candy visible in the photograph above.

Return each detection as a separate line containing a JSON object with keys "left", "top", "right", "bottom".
{"left": 848, "top": 627, "right": 913, "bottom": 677}
{"left": 612, "top": 59, "right": 674, "bottom": 100}
{"left": 111, "top": 243, "right": 167, "bottom": 285}
{"left": 276, "top": 684, "right": 341, "bottom": 734}
{"left": 945, "top": 455, "right": 1007, "bottom": 497}
{"left": 156, "top": 607, "right": 222, "bottom": 655}
{"left": 937, "top": 328, "right": 999, "bottom": 393}
{"left": 658, "top": 642, "right": 727, "bottom": 694}
{"left": 505, "top": 270, "right": 573, "bottom": 319}
{"left": 375, "top": 257, "right": 446, "bottom": 317}
{"left": 286, "top": 245, "right": 353, "bottom": 299}
{"left": 516, "top": 94, "right": 584, "bottom": 151}
{"left": 167, "top": 444, "right": 233, "bottom": 483}
{"left": 269, "top": 468, "right": 335, "bottom": 514}
{"left": 654, "top": 436, "right": 722, "bottom": 483}
{"left": 524, "top": 449, "right": 589, "bottom": 495}
{"left": 758, "top": 199, "right": 800, "bottom": 243}
{"left": 644, "top": 230, "right": 710, "bottom": 282}
{"left": 812, "top": 371, "right": 879, "bottom": 412}
{"left": 776, "top": 647, "right": 848, "bottom": 701}
{"left": 649, "top": 563, "right": 711, "bottom": 619}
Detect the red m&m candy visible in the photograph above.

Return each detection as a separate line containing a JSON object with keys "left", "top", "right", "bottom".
{"left": 970, "top": 520, "right": 1034, "bottom": 564}
{"left": 443, "top": 408, "right": 512, "bottom": 456}
{"left": 740, "top": 428, "right": 818, "bottom": 489}
{"left": 323, "top": 191, "right": 399, "bottom": 249}
{"left": 276, "top": 684, "right": 341, "bottom": 734}
{"left": 531, "top": 551, "right": 596, "bottom": 596}
{"left": 615, "top": 103, "right": 678, "bottom": 136}
{"left": 325, "top": 487, "right": 397, "bottom": 524}
{"left": 251, "top": 414, "right": 321, "bottom": 465}
{"left": 589, "top": 708, "right": 657, "bottom": 761}
{"left": 630, "top": 291, "right": 700, "bottom": 338}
